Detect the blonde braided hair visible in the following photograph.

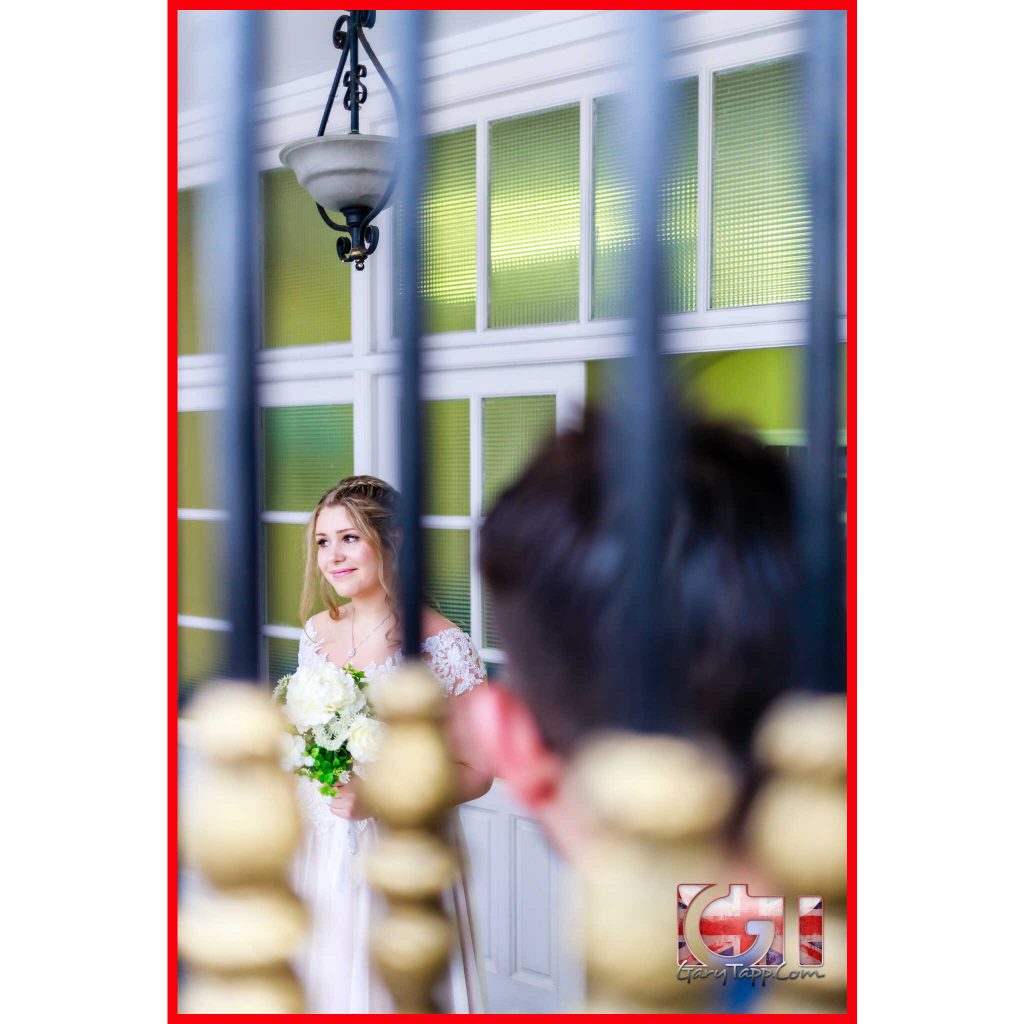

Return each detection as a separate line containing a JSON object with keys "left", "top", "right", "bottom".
{"left": 300, "top": 476, "right": 402, "bottom": 646}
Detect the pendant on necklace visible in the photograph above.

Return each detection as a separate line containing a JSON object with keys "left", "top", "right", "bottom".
{"left": 346, "top": 648, "right": 356, "bottom": 658}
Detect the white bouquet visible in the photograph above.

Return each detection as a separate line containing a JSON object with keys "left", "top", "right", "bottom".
{"left": 273, "top": 662, "right": 385, "bottom": 795}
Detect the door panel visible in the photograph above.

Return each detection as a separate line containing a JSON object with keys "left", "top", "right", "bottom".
{"left": 460, "top": 781, "right": 584, "bottom": 1012}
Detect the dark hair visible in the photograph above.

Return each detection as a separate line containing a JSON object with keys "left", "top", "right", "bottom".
{"left": 480, "top": 407, "right": 797, "bottom": 759}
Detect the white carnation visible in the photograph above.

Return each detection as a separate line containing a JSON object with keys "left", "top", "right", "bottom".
{"left": 347, "top": 714, "right": 385, "bottom": 764}
{"left": 283, "top": 663, "right": 366, "bottom": 733}
{"left": 279, "top": 732, "right": 313, "bottom": 772}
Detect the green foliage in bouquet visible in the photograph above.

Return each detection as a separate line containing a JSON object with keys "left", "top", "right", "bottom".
{"left": 304, "top": 740, "right": 354, "bottom": 796}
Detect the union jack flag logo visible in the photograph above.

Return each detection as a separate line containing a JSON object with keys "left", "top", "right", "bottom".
{"left": 798, "top": 896, "right": 823, "bottom": 966}
{"left": 677, "top": 883, "right": 784, "bottom": 967}
{"left": 677, "top": 885, "right": 826, "bottom": 968}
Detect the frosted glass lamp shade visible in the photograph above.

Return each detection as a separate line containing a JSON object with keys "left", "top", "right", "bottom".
{"left": 280, "top": 133, "right": 396, "bottom": 213}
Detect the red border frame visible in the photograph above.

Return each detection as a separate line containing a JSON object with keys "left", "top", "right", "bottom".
{"left": 169, "top": 4, "right": 856, "bottom": 1020}
{"left": 169, "top": 2, "right": 180, "bottom": 1018}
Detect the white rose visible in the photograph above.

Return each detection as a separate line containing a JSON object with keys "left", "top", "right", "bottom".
{"left": 284, "top": 663, "right": 366, "bottom": 733}
{"left": 346, "top": 715, "right": 385, "bottom": 764}
{"left": 279, "top": 732, "right": 313, "bottom": 772}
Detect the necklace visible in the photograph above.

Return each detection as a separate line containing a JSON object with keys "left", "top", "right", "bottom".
{"left": 347, "top": 610, "right": 392, "bottom": 659}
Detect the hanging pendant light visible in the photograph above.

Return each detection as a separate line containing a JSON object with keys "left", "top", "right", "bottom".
{"left": 280, "top": 10, "right": 398, "bottom": 270}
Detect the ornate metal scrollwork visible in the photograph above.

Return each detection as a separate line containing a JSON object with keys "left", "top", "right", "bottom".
{"left": 342, "top": 65, "right": 368, "bottom": 110}
{"left": 319, "top": 205, "right": 380, "bottom": 271}
{"left": 333, "top": 14, "right": 349, "bottom": 50}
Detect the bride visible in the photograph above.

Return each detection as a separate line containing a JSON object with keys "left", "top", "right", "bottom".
{"left": 291, "top": 475, "right": 492, "bottom": 1013}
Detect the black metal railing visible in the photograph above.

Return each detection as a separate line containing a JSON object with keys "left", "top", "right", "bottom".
{"left": 395, "top": 10, "right": 427, "bottom": 657}
{"left": 199, "top": 9, "right": 263, "bottom": 683}
{"left": 801, "top": 10, "right": 846, "bottom": 695}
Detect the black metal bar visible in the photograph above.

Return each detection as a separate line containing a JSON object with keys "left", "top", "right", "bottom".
{"left": 203, "top": 10, "right": 262, "bottom": 681}
{"left": 349, "top": 12, "right": 361, "bottom": 134}
{"left": 619, "top": 10, "right": 674, "bottom": 731}
{"left": 317, "top": 24, "right": 351, "bottom": 137}
{"left": 800, "top": 11, "right": 845, "bottom": 693}
{"left": 354, "top": 25, "right": 402, "bottom": 231}
{"left": 357, "top": 26, "right": 400, "bottom": 114}
{"left": 396, "top": 10, "right": 427, "bottom": 657}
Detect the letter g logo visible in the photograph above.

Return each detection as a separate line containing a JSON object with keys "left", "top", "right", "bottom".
{"left": 678, "top": 883, "right": 784, "bottom": 968}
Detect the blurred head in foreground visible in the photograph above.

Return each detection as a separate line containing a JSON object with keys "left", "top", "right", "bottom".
{"left": 474, "top": 405, "right": 798, "bottom": 856}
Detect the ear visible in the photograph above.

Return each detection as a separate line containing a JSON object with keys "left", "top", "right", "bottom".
{"left": 464, "top": 685, "right": 562, "bottom": 811}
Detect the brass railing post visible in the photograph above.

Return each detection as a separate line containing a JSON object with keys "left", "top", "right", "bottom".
{"left": 747, "top": 693, "right": 848, "bottom": 1012}
{"left": 178, "top": 685, "right": 307, "bottom": 1013}
{"left": 361, "top": 665, "right": 459, "bottom": 1012}
{"left": 573, "top": 731, "right": 737, "bottom": 1012}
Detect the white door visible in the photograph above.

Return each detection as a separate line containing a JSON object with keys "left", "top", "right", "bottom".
{"left": 460, "top": 783, "right": 584, "bottom": 1013}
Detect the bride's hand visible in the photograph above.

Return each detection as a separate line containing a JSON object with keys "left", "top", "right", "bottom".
{"left": 327, "top": 780, "right": 371, "bottom": 820}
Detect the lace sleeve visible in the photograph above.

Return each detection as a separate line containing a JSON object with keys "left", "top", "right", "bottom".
{"left": 422, "top": 628, "right": 487, "bottom": 697}
{"left": 297, "top": 618, "right": 325, "bottom": 669}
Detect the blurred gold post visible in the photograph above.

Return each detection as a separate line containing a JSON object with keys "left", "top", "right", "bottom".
{"left": 573, "top": 731, "right": 737, "bottom": 1013}
{"left": 361, "top": 663, "right": 459, "bottom": 1013}
{"left": 178, "top": 684, "right": 308, "bottom": 1013}
{"left": 746, "top": 692, "right": 847, "bottom": 1012}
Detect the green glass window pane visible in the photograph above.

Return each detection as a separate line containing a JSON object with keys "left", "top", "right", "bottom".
{"left": 681, "top": 345, "right": 846, "bottom": 432}
{"left": 712, "top": 58, "right": 809, "bottom": 308}
{"left": 178, "top": 189, "right": 206, "bottom": 355}
{"left": 424, "top": 399, "right": 470, "bottom": 516}
{"left": 424, "top": 528, "right": 471, "bottom": 634}
{"left": 178, "top": 411, "right": 223, "bottom": 510}
{"left": 263, "top": 168, "right": 352, "bottom": 347}
{"left": 483, "top": 661, "right": 503, "bottom": 683}
{"left": 585, "top": 346, "right": 846, "bottom": 433}
{"left": 264, "top": 522, "right": 309, "bottom": 628}
{"left": 490, "top": 105, "right": 580, "bottom": 327}
{"left": 482, "top": 394, "right": 556, "bottom": 512}
{"left": 267, "top": 636, "right": 301, "bottom": 685}
{"left": 179, "top": 626, "right": 228, "bottom": 696}
{"left": 396, "top": 127, "right": 477, "bottom": 334}
{"left": 679, "top": 348, "right": 803, "bottom": 433}
{"left": 593, "top": 80, "right": 698, "bottom": 318}
{"left": 178, "top": 520, "right": 225, "bottom": 619}
{"left": 262, "top": 404, "right": 354, "bottom": 512}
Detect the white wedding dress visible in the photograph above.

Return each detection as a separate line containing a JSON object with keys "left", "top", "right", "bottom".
{"left": 291, "top": 618, "right": 488, "bottom": 1014}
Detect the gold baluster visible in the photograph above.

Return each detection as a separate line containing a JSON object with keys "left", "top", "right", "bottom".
{"left": 360, "top": 663, "right": 459, "bottom": 1013}
{"left": 746, "top": 692, "right": 847, "bottom": 1013}
{"left": 572, "top": 732, "right": 738, "bottom": 1013}
{"left": 178, "top": 683, "right": 308, "bottom": 1014}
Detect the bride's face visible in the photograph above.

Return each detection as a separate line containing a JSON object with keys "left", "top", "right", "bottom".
{"left": 315, "top": 504, "right": 383, "bottom": 600}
